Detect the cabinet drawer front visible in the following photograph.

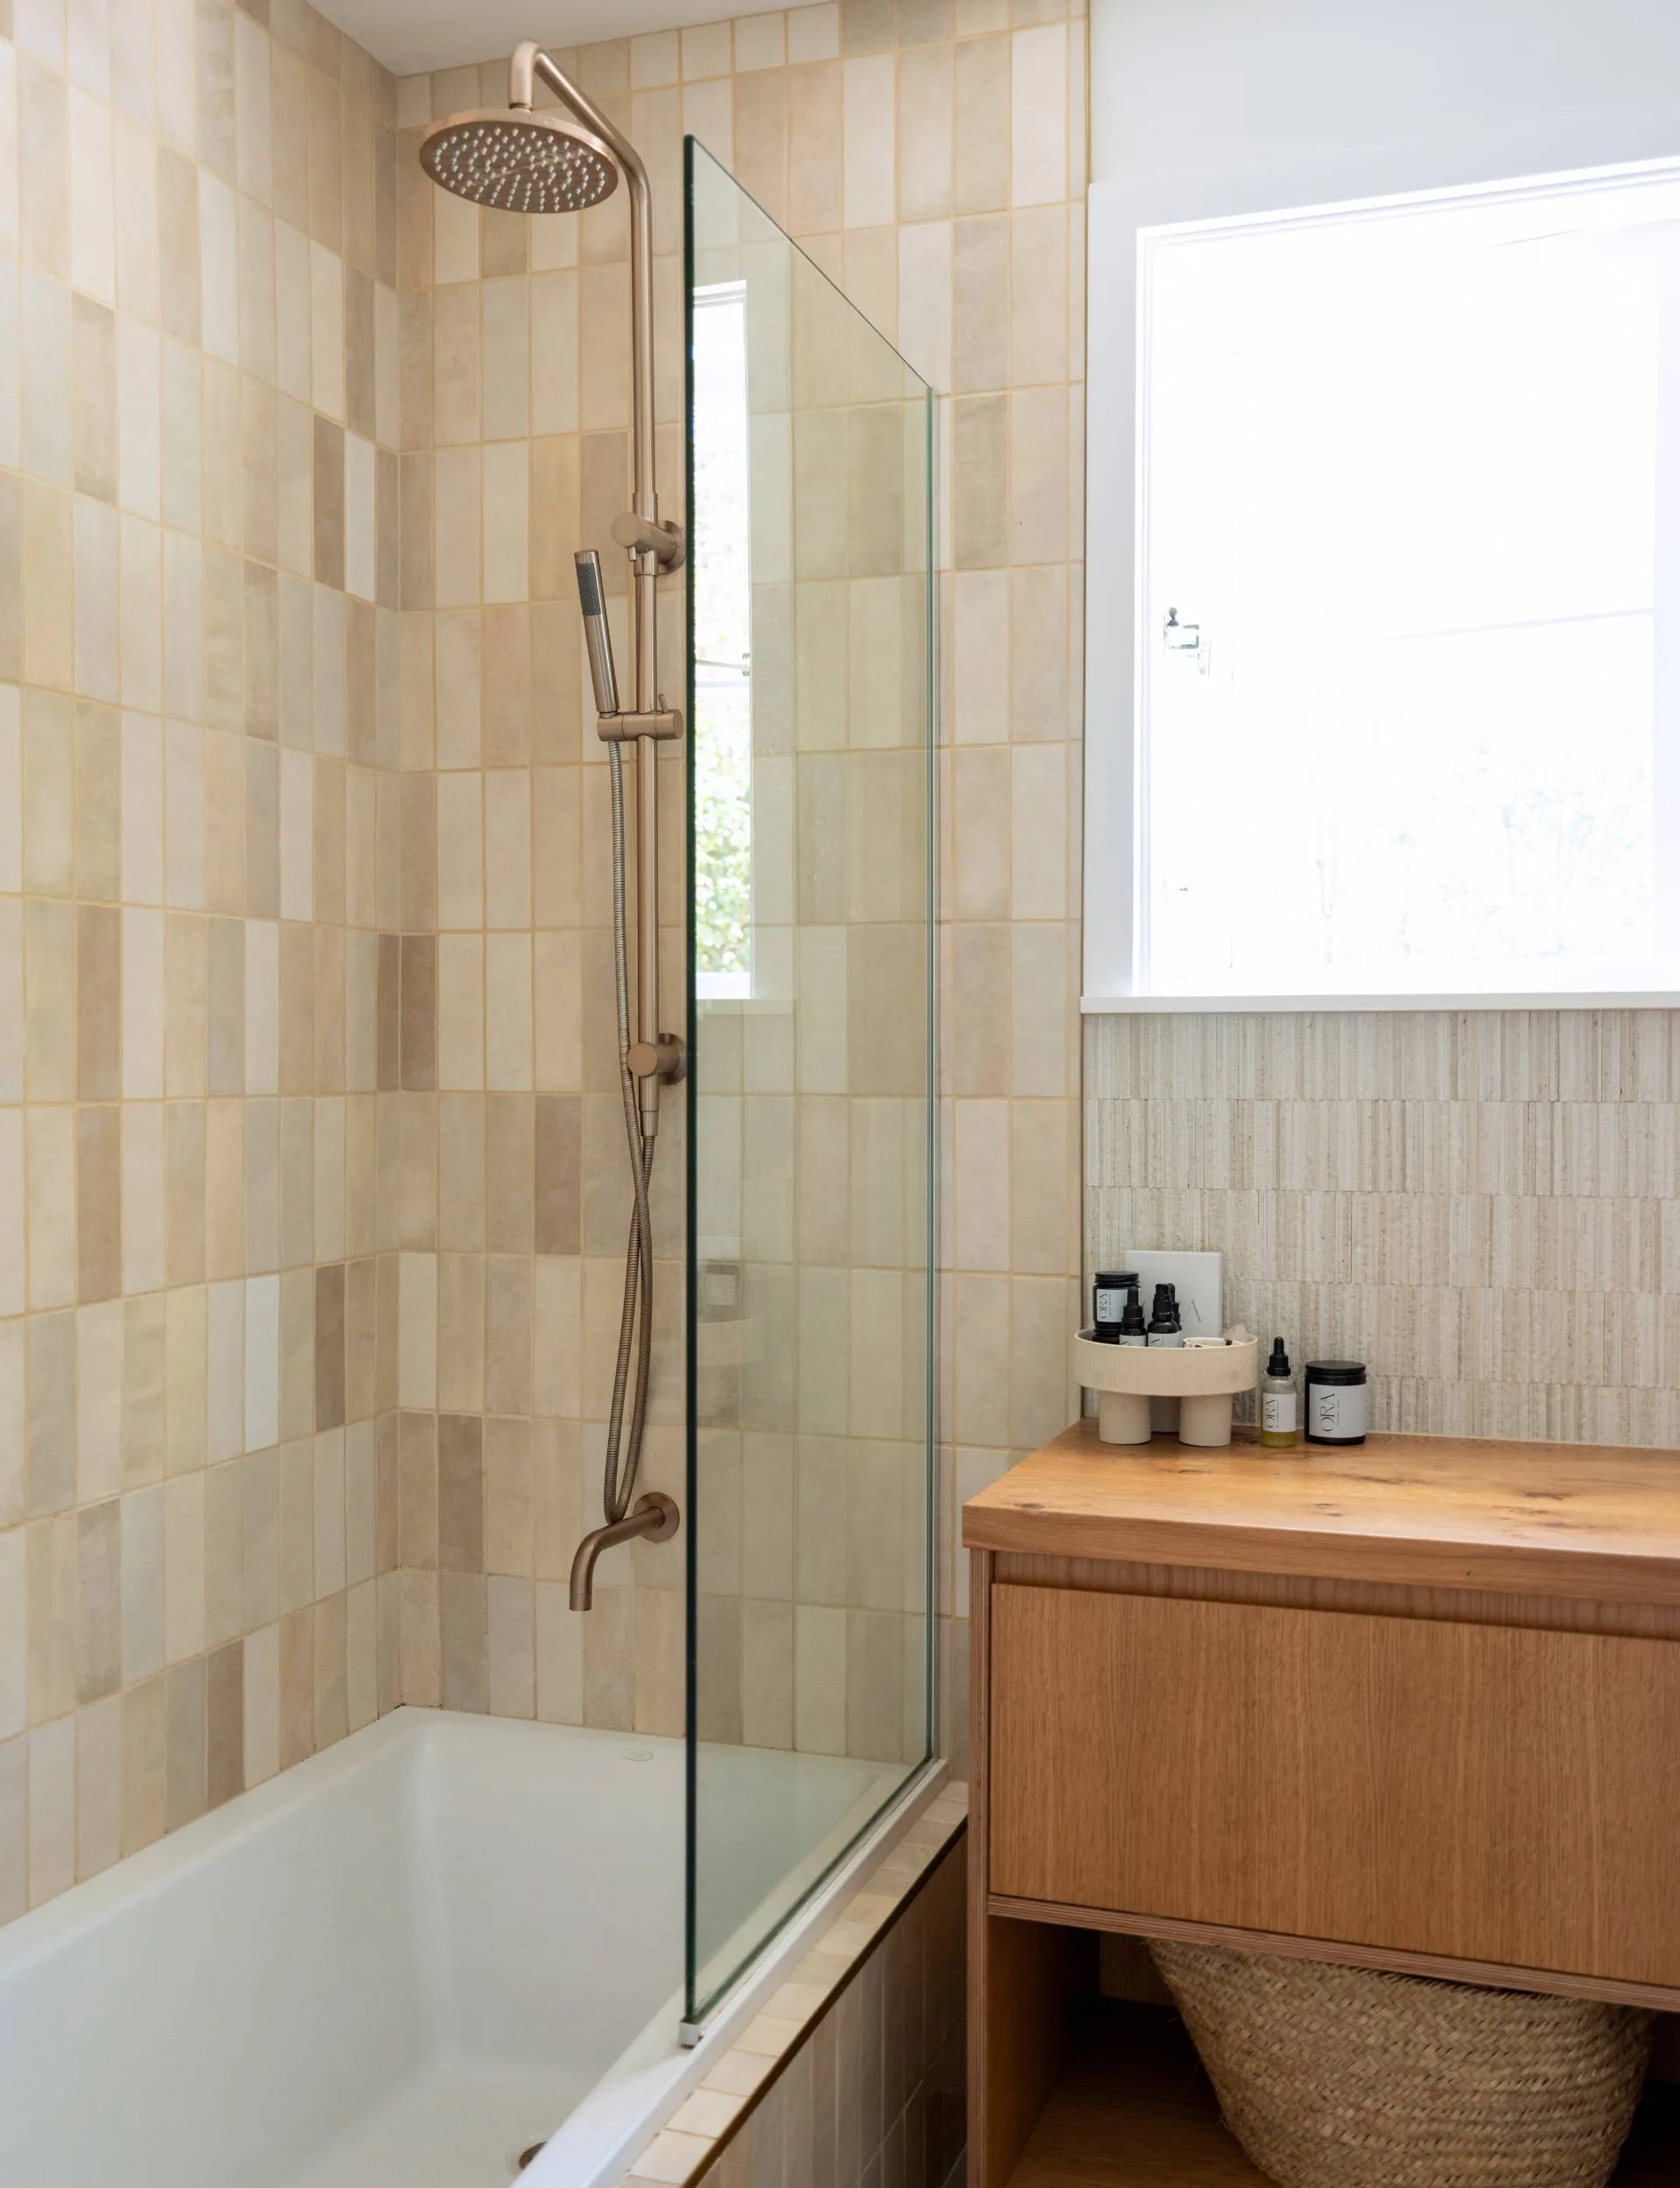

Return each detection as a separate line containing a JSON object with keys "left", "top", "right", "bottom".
{"left": 989, "top": 1582, "right": 1680, "bottom": 1987}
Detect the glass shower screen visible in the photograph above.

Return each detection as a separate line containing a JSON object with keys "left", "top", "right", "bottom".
{"left": 683, "top": 138, "right": 935, "bottom": 2027}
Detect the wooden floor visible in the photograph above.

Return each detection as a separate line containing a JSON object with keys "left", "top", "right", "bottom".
{"left": 1005, "top": 2005, "right": 1269, "bottom": 2187}
{"left": 1004, "top": 2003, "right": 1680, "bottom": 2187}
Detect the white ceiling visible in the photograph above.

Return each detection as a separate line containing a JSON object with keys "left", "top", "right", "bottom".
{"left": 317, "top": 0, "right": 786, "bottom": 76}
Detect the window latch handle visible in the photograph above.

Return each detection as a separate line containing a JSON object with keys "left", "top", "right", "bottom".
{"left": 1164, "top": 607, "right": 1209, "bottom": 671}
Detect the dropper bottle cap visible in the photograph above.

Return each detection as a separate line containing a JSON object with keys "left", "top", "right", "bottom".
{"left": 1267, "top": 1337, "right": 1290, "bottom": 1376}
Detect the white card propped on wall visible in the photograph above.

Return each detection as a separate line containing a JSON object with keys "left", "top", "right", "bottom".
{"left": 1121, "top": 1251, "right": 1222, "bottom": 1341}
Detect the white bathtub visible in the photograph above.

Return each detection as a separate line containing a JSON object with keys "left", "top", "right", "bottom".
{"left": 0, "top": 1710, "right": 917, "bottom": 2188}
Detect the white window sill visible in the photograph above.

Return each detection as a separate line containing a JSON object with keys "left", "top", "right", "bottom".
{"left": 1082, "top": 992, "right": 1680, "bottom": 1014}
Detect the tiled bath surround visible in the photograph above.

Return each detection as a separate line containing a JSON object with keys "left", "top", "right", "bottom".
{"left": 1088, "top": 1010, "right": 1680, "bottom": 1446}
{"left": 620, "top": 1793, "right": 968, "bottom": 2188}
{"left": 0, "top": 0, "right": 1089, "bottom": 1920}
{"left": 0, "top": 0, "right": 406, "bottom": 1921}
{"left": 685, "top": 1834, "right": 966, "bottom": 2188}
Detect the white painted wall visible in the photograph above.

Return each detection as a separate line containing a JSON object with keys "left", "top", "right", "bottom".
{"left": 1092, "top": 0, "right": 1680, "bottom": 213}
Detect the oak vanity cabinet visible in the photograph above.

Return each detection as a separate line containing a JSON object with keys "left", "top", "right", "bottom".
{"left": 963, "top": 1423, "right": 1680, "bottom": 2188}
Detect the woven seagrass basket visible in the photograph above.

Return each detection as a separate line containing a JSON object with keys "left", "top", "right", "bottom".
{"left": 1150, "top": 1941, "right": 1653, "bottom": 2188}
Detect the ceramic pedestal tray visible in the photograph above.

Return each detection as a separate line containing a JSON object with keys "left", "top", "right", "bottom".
{"left": 1072, "top": 1329, "right": 1259, "bottom": 1447}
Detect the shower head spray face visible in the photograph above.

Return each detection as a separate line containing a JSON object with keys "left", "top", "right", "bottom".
{"left": 418, "top": 107, "right": 620, "bottom": 214}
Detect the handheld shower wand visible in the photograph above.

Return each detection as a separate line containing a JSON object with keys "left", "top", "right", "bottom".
{"left": 575, "top": 549, "right": 620, "bottom": 719}
{"left": 421, "top": 49, "right": 687, "bottom": 1608}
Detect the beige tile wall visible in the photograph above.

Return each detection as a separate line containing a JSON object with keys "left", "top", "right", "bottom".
{"left": 1088, "top": 1009, "right": 1680, "bottom": 1447}
{"left": 0, "top": 0, "right": 1090, "bottom": 1918}
{"left": 914, "top": 0, "right": 1089, "bottom": 1768}
{"left": 0, "top": 0, "right": 407, "bottom": 1926}
{"left": 391, "top": 0, "right": 1090, "bottom": 1767}
{"left": 688, "top": 152, "right": 935, "bottom": 1771}
{"left": 389, "top": 35, "right": 691, "bottom": 1738}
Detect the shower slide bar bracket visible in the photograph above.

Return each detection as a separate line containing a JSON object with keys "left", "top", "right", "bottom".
{"left": 612, "top": 509, "right": 688, "bottom": 569}
{"left": 596, "top": 706, "right": 684, "bottom": 743}
{"left": 626, "top": 1036, "right": 686, "bottom": 1085}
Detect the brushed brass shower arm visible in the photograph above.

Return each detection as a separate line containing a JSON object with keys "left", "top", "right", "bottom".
{"left": 509, "top": 43, "right": 657, "bottom": 551}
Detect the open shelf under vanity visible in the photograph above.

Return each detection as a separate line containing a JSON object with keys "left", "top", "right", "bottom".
{"left": 1004, "top": 1993, "right": 1680, "bottom": 2188}
{"left": 966, "top": 1424, "right": 1680, "bottom": 2188}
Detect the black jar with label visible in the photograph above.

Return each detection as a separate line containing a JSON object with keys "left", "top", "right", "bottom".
{"left": 1091, "top": 1271, "right": 1139, "bottom": 1343}
{"left": 1305, "top": 1360, "right": 1368, "bottom": 1444}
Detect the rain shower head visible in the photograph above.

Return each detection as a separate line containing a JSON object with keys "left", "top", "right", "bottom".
{"left": 418, "top": 105, "right": 620, "bottom": 214}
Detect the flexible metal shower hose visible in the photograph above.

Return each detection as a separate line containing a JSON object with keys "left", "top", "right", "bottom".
{"left": 602, "top": 740, "right": 654, "bottom": 1525}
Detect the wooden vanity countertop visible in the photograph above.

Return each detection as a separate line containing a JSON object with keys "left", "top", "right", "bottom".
{"left": 962, "top": 1420, "right": 1680, "bottom": 1603}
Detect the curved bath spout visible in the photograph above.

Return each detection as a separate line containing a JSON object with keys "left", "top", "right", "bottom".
{"left": 569, "top": 1492, "right": 681, "bottom": 1612}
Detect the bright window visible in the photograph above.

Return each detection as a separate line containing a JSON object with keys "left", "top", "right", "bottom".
{"left": 690, "top": 280, "right": 752, "bottom": 1002}
{"left": 1111, "top": 159, "right": 1680, "bottom": 1006}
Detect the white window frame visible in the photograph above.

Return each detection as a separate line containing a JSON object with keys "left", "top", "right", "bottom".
{"left": 1082, "top": 0, "right": 1680, "bottom": 1016}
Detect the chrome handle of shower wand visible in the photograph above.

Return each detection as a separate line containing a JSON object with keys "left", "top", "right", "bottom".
{"left": 575, "top": 551, "right": 686, "bottom": 1115}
